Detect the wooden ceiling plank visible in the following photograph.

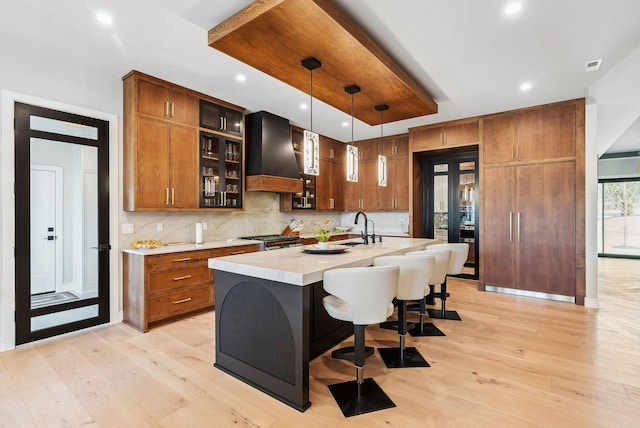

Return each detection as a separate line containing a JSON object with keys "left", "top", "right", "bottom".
{"left": 208, "top": 0, "right": 437, "bottom": 125}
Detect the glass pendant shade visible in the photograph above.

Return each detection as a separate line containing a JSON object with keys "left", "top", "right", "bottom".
{"left": 376, "top": 104, "right": 389, "bottom": 186}
{"left": 345, "top": 85, "right": 361, "bottom": 183}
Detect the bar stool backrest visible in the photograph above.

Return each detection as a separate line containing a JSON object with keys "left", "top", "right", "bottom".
{"left": 373, "top": 255, "right": 434, "bottom": 301}
{"left": 323, "top": 265, "right": 399, "bottom": 325}
{"left": 425, "top": 243, "right": 469, "bottom": 275}
{"left": 406, "top": 248, "right": 450, "bottom": 286}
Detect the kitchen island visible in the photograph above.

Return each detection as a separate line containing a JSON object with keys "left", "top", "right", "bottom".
{"left": 208, "top": 237, "right": 435, "bottom": 411}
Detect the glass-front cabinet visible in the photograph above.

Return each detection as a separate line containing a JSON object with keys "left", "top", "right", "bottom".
{"left": 200, "top": 100, "right": 243, "bottom": 136}
{"left": 199, "top": 131, "right": 242, "bottom": 208}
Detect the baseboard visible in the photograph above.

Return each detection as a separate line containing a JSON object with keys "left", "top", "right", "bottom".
{"left": 584, "top": 297, "right": 599, "bottom": 308}
{"left": 484, "top": 286, "right": 576, "bottom": 303}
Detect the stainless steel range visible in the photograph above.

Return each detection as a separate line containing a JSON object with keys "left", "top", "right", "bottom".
{"left": 239, "top": 234, "right": 303, "bottom": 251}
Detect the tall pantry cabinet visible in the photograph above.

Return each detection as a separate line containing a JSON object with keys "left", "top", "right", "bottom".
{"left": 481, "top": 100, "right": 584, "bottom": 300}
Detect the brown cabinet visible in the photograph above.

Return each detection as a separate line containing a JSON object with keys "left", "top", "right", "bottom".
{"left": 345, "top": 141, "right": 379, "bottom": 211}
{"left": 316, "top": 137, "right": 345, "bottom": 211}
{"left": 123, "top": 244, "right": 260, "bottom": 332}
{"left": 136, "top": 77, "right": 198, "bottom": 126}
{"left": 123, "top": 70, "right": 245, "bottom": 212}
{"left": 483, "top": 103, "right": 576, "bottom": 165}
{"left": 377, "top": 136, "right": 409, "bottom": 211}
{"left": 482, "top": 162, "right": 576, "bottom": 296}
{"left": 411, "top": 120, "right": 480, "bottom": 151}
{"left": 133, "top": 116, "right": 198, "bottom": 209}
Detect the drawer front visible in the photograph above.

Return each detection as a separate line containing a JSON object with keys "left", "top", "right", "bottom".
{"left": 148, "top": 285, "right": 213, "bottom": 322}
{"left": 213, "top": 244, "right": 260, "bottom": 257}
{"left": 147, "top": 250, "right": 215, "bottom": 272}
{"left": 148, "top": 266, "right": 211, "bottom": 293}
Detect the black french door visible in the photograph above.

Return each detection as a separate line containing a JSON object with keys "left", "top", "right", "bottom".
{"left": 14, "top": 102, "right": 111, "bottom": 344}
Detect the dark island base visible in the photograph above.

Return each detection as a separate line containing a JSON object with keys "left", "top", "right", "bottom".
{"left": 214, "top": 271, "right": 352, "bottom": 412}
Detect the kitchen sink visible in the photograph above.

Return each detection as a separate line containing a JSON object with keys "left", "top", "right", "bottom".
{"left": 340, "top": 241, "right": 364, "bottom": 246}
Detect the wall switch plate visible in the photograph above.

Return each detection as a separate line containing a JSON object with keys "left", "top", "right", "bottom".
{"left": 156, "top": 223, "right": 163, "bottom": 232}
{"left": 202, "top": 222, "right": 208, "bottom": 230}
{"left": 122, "top": 223, "right": 134, "bottom": 234}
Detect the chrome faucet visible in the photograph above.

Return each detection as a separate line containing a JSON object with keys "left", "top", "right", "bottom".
{"left": 354, "top": 211, "right": 368, "bottom": 244}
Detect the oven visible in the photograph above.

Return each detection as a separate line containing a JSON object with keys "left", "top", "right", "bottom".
{"left": 239, "top": 234, "right": 304, "bottom": 251}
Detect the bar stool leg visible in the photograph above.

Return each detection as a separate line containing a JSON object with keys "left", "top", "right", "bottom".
{"left": 427, "top": 278, "right": 462, "bottom": 321}
{"left": 378, "top": 301, "right": 430, "bottom": 368}
{"left": 408, "top": 297, "right": 446, "bottom": 337}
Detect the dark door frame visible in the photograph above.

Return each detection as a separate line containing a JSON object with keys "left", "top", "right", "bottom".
{"left": 422, "top": 149, "right": 479, "bottom": 279}
{"left": 14, "top": 102, "right": 111, "bottom": 344}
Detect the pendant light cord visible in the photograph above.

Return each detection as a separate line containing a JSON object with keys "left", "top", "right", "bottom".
{"left": 309, "top": 69, "right": 313, "bottom": 132}
{"left": 351, "top": 93, "right": 354, "bottom": 144}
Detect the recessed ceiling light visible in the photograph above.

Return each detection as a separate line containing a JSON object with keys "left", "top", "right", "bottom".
{"left": 95, "top": 12, "right": 113, "bottom": 25}
{"left": 342, "top": 121, "right": 349, "bottom": 127}
{"left": 300, "top": 103, "right": 308, "bottom": 110}
{"left": 520, "top": 82, "right": 532, "bottom": 91}
{"left": 235, "top": 74, "right": 247, "bottom": 82}
{"left": 505, "top": 2, "right": 522, "bottom": 15}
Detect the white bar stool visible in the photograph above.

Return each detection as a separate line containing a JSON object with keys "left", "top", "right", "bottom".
{"left": 405, "top": 248, "right": 451, "bottom": 337}
{"left": 373, "top": 254, "right": 435, "bottom": 368}
{"left": 322, "top": 265, "right": 399, "bottom": 417}
{"left": 425, "top": 243, "right": 469, "bottom": 320}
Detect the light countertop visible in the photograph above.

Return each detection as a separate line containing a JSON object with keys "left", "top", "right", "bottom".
{"left": 121, "top": 239, "right": 262, "bottom": 256}
{"left": 208, "top": 236, "right": 436, "bottom": 286}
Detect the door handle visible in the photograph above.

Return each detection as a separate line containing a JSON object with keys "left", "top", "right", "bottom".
{"left": 509, "top": 212, "right": 513, "bottom": 243}
{"left": 517, "top": 212, "right": 521, "bottom": 243}
{"left": 45, "top": 236, "right": 57, "bottom": 240}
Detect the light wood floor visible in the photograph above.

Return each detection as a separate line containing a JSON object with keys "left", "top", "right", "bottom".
{"left": 2, "top": 258, "right": 639, "bottom": 427}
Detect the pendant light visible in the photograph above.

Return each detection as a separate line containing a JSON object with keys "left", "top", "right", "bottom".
{"left": 376, "top": 104, "right": 389, "bottom": 186}
{"left": 301, "top": 57, "right": 321, "bottom": 176}
{"left": 345, "top": 85, "right": 361, "bottom": 182}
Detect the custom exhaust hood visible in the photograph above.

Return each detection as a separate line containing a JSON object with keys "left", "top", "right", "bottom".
{"left": 245, "top": 111, "right": 303, "bottom": 193}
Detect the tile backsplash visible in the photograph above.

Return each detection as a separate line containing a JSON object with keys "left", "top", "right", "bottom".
{"left": 120, "top": 192, "right": 410, "bottom": 248}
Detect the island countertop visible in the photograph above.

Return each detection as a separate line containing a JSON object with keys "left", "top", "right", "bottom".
{"left": 208, "top": 236, "right": 436, "bottom": 286}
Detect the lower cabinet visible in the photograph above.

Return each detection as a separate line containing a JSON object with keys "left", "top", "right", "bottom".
{"left": 123, "top": 244, "right": 260, "bottom": 332}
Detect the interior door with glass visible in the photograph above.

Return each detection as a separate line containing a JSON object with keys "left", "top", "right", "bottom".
{"left": 425, "top": 151, "right": 478, "bottom": 279}
{"left": 14, "top": 102, "right": 110, "bottom": 344}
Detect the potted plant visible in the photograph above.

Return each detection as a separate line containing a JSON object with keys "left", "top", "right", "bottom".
{"left": 316, "top": 220, "right": 332, "bottom": 250}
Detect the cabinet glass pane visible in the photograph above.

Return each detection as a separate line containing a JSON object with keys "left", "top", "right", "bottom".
{"left": 433, "top": 174, "right": 448, "bottom": 243}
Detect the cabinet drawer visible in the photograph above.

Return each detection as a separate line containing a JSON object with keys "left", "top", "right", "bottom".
{"left": 148, "top": 266, "right": 211, "bottom": 293}
{"left": 147, "top": 250, "right": 215, "bottom": 272}
{"left": 148, "top": 285, "right": 213, "bottom": 322}
{"left": 213, "top": 244, "right": 260, "bottom": 257}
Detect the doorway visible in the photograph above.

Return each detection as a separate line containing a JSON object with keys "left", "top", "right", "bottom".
{"left": 14, "top": 102, "right": 111, "bottom": 344}
{"left": 423, "top": 150, "right": 479, "bottom": 279}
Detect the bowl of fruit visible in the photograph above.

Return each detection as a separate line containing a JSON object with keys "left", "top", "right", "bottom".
{"left": 131, "top": 240, "right": 162, "bottom": 249}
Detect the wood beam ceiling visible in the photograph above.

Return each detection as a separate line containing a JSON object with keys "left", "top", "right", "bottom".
{"left": 208, "top": 0, "right": 438, "bottom": 126}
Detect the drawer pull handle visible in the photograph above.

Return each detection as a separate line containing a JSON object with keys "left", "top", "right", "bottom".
{"left": 173, "top": 297, "right": 192, "bottom": 304}
{"left": 230, "top": 251, "right": 245, "bottom": 255}
{"left": 173, "top": 257, "right": 192, "bottom": 262}
{"left": 173, "top": 275, "right": 192, "bottom": 281}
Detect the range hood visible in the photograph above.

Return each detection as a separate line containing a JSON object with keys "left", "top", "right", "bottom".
{"left": 245, "top": 111, "right": 303, "bottom": 193}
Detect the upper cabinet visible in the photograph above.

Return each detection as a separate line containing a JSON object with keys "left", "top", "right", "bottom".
{"left": 200, "top": 100, "right": 243, "bottom": 136}
{"left": 411, "top": 120, "right": 480, "bottom": 152}
{"left": 123, "top": 70, "right": 245, "bottom": 211}
{"left": 483, "top": 102, "right": 576, "bottom": 165}
{"left": 137, "top": 78, "right": 198, "bottom": 126}
{"left": 377, "top": 136, "right": 409, "bottom": 211}
{"left": 316, "top": 136, "right": 345, "bottom": 211}
{"left": 344, "top": 141, "right": 380, "bottom": 211}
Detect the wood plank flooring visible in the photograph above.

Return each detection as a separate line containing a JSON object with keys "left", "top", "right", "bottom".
{"left": 1, "top": 257, "right": 638, "bottom": 427}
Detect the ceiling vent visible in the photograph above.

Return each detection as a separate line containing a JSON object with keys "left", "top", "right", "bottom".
{"left": 585, "top": 59, "right": 603, "bottom": 72}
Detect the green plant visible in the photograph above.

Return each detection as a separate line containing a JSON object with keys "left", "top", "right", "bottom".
{"left": 316, "top": 220, "right": 332, "bottom": 242}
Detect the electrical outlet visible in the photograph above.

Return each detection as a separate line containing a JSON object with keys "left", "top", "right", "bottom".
{"left": 202, "top": 221, "right": 208, "bottom": 230}
{"left": 122, "top": 223, "right": 134, "bottom": 234}
{"left": 156, "top": 223, "right": 163, "bottom": 232}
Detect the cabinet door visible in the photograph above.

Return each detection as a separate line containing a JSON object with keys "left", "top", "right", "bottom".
{"left": 136, "top": 117, "right": 170, "bottom": 209}
{"left": 516, "top": 104, "right": 576, "bottom": 161}
{"left": 392, "top": 153, "right": 409, "bottom": 210}
{"left": 516, "top": 161, "right": 575, "bottom": 295}
{"left": 361, "top": 159, "right": 378, "bottom": 210}
{"left": 483, "top": 114, "right": 515, "bottom": 165}
{"left": 316, "top": 158, "right": 332, "bottom": 210}
{"left": 137, "top": 79, "right": 170, "bottom": 120}
{"left": 411, "top": 126, "right": 443, "bottom": 151}
{"left": 482, "top": 166, "right": 516, "bottom": 288}
{"left": 169, "top": 124, "right": 198, "bottom": 208}
{"left": 444, "top": 121, "right": 480, "bottom": 147}
{"left": 169, "top": 88, "right": 198, "bottom": 126}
